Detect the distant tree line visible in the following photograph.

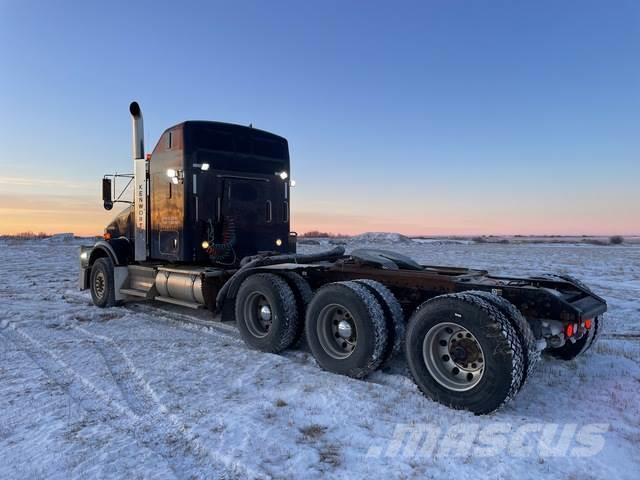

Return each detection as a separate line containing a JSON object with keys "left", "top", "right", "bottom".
{"left": 2, "top": 232, "right": 50, "bottom": 239}
{"left": 300, "top": 231, "right": 351, "bottom": 238}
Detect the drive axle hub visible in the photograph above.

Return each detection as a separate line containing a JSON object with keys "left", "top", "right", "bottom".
{"left": 259, "top": 305, "right": 272, "bottom": 321}
{"left": 337, "top": 320, "right": 353, "bottom": 338}
{"left": 317, "top": 304, "right": 357, "bottom": 359}
{"left": 423, "top": 322, "right": 485, "bottom": 392}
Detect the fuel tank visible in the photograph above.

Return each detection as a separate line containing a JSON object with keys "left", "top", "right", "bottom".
{"left": 155, "top": 267, "right": 205, "bottom": 305}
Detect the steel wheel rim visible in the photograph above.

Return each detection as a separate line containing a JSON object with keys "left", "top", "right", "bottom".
{"left": 422, "top": 321, "right": 485, "bottom": 392}
{"left": 316, "top": 304, "right": 357, "bottom": 359}
{"left": 243, "top": 291, "right": 272, "bottom": 338}
{"left": 94, "top": 271, "right": 106, "bottom": 299}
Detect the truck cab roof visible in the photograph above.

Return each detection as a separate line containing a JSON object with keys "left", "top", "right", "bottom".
{"left": 155, "top": 121, "right": 289, "bottom": 162}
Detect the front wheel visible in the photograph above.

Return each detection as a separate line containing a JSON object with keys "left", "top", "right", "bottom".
{"left": 406, "top": 293, "right": 525, "bottom": 414}
{"left": 90, "top": 257, "right": 117, "bottom": 308}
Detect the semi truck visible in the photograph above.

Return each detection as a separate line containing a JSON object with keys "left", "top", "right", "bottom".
{"left": 79, "top": 102, "right": 607, "bottom": 414}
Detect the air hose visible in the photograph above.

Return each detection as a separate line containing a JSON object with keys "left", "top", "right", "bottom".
{"left": 206, "top": 217, "right": 237, "bottom": 264}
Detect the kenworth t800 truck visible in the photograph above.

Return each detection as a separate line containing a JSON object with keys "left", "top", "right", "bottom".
{"left": 79, "top": 102, "right": 607, "bottom": 414}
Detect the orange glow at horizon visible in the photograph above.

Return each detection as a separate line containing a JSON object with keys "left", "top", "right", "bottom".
{"left": 0, "top": 194, "right": 116, "bottom": 237}
{"left": 0, "top": 175, "right": 637, "bottom": 237}
{"left": 1, "top": 192, "right": 636, "bottom": 237}
{"left": 290, "top": 211, "right": 638, "bottom": 237}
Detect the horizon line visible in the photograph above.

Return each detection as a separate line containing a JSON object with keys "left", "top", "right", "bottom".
{"left": 1, "top": 231, "right": 639, "bottom": 238}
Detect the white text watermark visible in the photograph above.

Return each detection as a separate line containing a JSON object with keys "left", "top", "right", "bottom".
{"left": 366, "top": 422, "right": 609, "bottom": 459}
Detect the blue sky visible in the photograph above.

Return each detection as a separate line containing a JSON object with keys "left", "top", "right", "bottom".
{"left": 0, "top": 0, "right": 638, "bottom": 235}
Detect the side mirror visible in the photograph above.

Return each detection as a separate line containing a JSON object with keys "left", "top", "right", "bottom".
{"left": 102, "top": 178, "right": 113, "bottom": 210}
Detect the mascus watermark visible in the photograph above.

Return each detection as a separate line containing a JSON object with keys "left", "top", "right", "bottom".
{"left": 366, "top": 423, "right": 609, "bottom": 459}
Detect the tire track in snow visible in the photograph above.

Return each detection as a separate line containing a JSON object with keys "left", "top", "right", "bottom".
{"left": 76, "top": 327, "right": 157, "bottom": 418}
{"left": 0, "top": 320, "right": 265, "bottom": 480}
{"left": 108, "top": 300, "right": 421, "bottom": 396}
{"left": 62, "top": 290, "right": 242, "bottom": 343}
{"left": 74, "top": 325, "right": 268, "bottom": 480}
{"left": 0, "top": 320, "right": 132, "bottom": 423}
{"left": 64, "top": 291, "right": 424, "bottom": 414}
{"left": 130, "top": 302, "right": 242, "bottom": 342}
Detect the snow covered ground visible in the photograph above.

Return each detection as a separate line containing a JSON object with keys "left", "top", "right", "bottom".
{"left": 1, "top": 237, "right": 638, "bottom": 479}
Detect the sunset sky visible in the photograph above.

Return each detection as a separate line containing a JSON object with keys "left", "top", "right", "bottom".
{"left": 1, "top": 1, "right": 638, "bottom": 236}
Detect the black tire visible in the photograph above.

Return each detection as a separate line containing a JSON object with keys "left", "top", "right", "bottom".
{"left": 279, "top": 272, "right": 313, "bottom": 346}
{"left": 354, "top": 279, "right": 405, "bottom": 364}
{"left": 405, "top": 292, "right": 525, "bottom": 415}
{"left": 235, "top": 273, "right": 299, "bottom": 353}
{"left": 547, "top": 315, "right": 603, "bottom": 360}
{"left": 90, "top": 257, "right": 117, "bottom": 308}
{"left": 466, "top": 291, "right": 540, "bottom": 391}
{"left": 305, "top": 281, "right": 388, "bottom": 379}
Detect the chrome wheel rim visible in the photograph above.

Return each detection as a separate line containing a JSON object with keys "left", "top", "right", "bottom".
{"left": 422, "top": 322, "right": 485, "bottom": 392}
{"left": 94, "top": 271, "right": 106, "bottom": 299}
{"left": 317, "top": 304, "right": 357, "bottom": 359}
{"left": 243, "top": 292, "right": 273, "bottom": 338}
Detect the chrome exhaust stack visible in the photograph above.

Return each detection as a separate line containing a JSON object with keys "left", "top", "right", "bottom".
{"left": 130, "top": 101, "right": 148, "bottom": 261}
{"left": 129, "top": 101, "right": 145, "bottom": 159}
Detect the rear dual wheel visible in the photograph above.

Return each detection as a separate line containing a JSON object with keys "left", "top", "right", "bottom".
{"left": 469, "top": 290, "right": 540, "bottom": 390}
{"left": 237, "top": 275, "right": 405, "bottom": 379}
{"left": 305, "top": 281, "right": 389, "bottom": 379}
{"left": 354, "top": 279, "right": 405, "bottom": 364}
{"left": 236, "top": 275, "right": 533, "bottom": 414}
{"left": 235, "top": 273, "right": 300, "bottom": 353}
{"left": 406, "top": 292, "right": 526, "bottom": 414}
{"left": 280, "top": 272, "right": 313, "bottom": 346}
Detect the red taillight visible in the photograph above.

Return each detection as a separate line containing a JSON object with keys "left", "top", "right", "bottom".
{"left": 565, "top": 323, "right": 574, "bottom": 337}
{"left": 584, "top": 319, "right": 592, "bottom": 330}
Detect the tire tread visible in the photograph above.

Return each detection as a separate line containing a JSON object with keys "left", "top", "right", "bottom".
{"left": 407, "top": 292, "right": 525, "bottom": 413}
{"left": 354, "top": 279, "right": 405, "bottom": 363}
{"left": 466, "top": 290, "right": 539, "bottom": 391}
{"left": 236, "top": 273, "right": 298, "bottom": 353}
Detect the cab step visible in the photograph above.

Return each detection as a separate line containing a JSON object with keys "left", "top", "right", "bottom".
{"left": 120, "top": 288, "right": 149, "bottom": 298}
